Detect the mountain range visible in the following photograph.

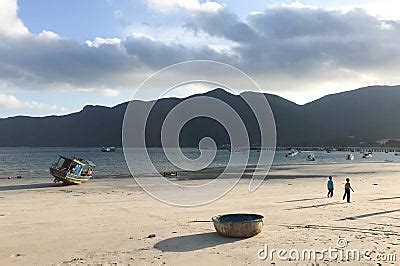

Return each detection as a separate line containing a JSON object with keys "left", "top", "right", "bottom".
{"left": 0, "top": 85, "right": 399, "bottom": 147}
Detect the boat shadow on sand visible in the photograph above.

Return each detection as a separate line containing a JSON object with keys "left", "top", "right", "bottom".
{"left": 0, "top": 182, "right": 70, "bottom": 192}
{"left": 154, "top": 232, "right": 241, "bottom": 252}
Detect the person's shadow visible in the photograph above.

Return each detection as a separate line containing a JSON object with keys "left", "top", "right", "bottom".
{"left": 154, "top": 232, "right": 241, "bottom": 252}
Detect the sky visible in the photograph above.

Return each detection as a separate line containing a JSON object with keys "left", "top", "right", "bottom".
{"left": 0, "top": 0, "right": 400, "bottom": 117}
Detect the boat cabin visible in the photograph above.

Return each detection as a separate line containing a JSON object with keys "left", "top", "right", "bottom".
{"left": 50, "top": 156, "right": 96, "bottom": 184}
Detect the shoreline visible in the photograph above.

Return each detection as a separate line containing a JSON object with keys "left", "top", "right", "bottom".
{"left": 2, "top": 161, "right": 400, "bottom": 182}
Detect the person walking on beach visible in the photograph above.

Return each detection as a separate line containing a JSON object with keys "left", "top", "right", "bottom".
{"left": 327, "top": 176, "right": 334, "bottom": 197}
{"left": 343, "top": 178, "right": 354, "bottom": 203}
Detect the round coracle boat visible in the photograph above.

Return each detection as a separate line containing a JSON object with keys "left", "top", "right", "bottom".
{"left": 212, "top": 213, "right": 264, "bottom": 238}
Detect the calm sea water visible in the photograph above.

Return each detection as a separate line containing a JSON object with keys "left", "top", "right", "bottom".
{"left": 0, "top": 147, "right": 398, "bottom": 179}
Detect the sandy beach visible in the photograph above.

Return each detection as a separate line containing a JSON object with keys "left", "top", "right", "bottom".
{"left": 0, "top": 162, "right": 399, "bottom": 265}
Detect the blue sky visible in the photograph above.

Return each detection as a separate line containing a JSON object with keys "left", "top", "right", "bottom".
{"left": 0, "top": 0, "right": 400, "bottom": 117}
{"left": 19, "top": 0, "right": 140, "bottom": 41}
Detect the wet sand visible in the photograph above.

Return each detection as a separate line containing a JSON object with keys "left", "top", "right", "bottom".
{"left": 0, "top": 163, "right": 399, "bottom": 265}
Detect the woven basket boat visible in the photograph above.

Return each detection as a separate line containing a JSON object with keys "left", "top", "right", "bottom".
{"left": 212, "top": 214, "right": 264, "bottom": 238}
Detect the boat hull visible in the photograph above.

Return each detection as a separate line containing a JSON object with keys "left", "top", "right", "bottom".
{"left": 50, "top": 168, "right": 91, "bottom": 185}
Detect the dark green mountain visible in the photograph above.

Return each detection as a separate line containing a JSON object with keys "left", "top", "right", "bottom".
{"left": 0, "top": 85, "right": 399, "bottom": 147}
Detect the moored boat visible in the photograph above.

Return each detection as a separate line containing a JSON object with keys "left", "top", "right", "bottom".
{"left": 285, "top": 149, "right": 299, "bottom": 157}
{"left": 362, "top": 152, "right": 373, "bottom": 159}
{"left": 50, "top": 156, "right": 96, "bottom": 184}
{"left": 347, "top": 153, "right": 355, "bottom": 160}
{"left": 306, "top": 154, "right": 316, "bottom": 161}
{"left": 101, "top": 146, "right": 116, "bottom": 152}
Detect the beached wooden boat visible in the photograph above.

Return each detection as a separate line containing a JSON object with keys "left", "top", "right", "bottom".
{"left": 50, "top": 156, "right": 96, "bottom": 184}
{"left": 212, "top": 213, "right": 264, "bottom": 238}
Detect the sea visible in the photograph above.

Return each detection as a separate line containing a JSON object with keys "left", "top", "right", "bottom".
{"left": 0, "top": 147, "right": 398, "bottom": 180}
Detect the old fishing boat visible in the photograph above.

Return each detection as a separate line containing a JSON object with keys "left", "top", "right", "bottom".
{"left": 212, "top": 213, "right": 264, "bottom": 238}
{"left": 50, "top": 156, "right": 96, "bottom": 184}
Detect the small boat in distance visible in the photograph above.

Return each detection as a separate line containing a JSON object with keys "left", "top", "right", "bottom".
{"left": 50, "top": 156, "right": 96, "bottom": 184}
{"left": 306, "top": 154, "right": 316, "bottom": 161}
{"left": 101, "top": 146, "right": 116, "bottom": 152}
{"left": 286, "top": 149, "right": 299, "bottom": 157}
{"left": 362, "top": 152, "right": 373, "bottom": 159}
{"left": 347, "top": 153, "right": 355, "bottom": 160}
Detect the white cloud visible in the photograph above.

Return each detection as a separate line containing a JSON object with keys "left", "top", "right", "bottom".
{"left": 269, "top": 1, "right": 400, "bottom": 20}
{"left": 113, "top": 9, "right": 123, "bottom": 19}
{"left": 0, "top": 93, "right": 67, "bottom": 112}
{"left": 146, "top": 0, "right": 222, "bottom": 13}
{"left": 0, "top": 0, "right": 29, "bottom": 37}
{"left": 37, "top": 30, "right": 62, "bottom": 40}
{"left": 329, "top": 0, "right": 400, "bottom": 20}
{"left": 268, "top": 1, "right": 318, "bottom": 10}
{"left": 85, "top": 37, "right": 121, "bottom": 48}
{"left": 101, "top": 88, "right": 120, "bottom": 97}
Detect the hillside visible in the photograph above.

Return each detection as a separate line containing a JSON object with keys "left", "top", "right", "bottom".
{"left": 0, "top": 86, "right": 399, "bottom": 147}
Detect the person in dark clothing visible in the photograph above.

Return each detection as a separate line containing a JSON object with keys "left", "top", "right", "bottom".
{"left": 327, "top": 176, "right": 334, "bottom": 197}
{"left": 343, "top": 178, "right": 354, "bottom": 203}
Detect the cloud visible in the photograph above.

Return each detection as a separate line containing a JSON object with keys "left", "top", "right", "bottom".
{"left": 101, "top": 88, "right": 120, "bottom": 97}
{"left": 0, "top": 33, "right": 134, "bottom": 90}
{"left": 123, "top": 34, "right": 229, "bottom": 69}
{"left": 0, "top": 0, "right": 228, "bottom": 95}
{"left": 85, "top": 37, "right": 121, "bottom": 48}
{"left": 37, "top": 30, "right": 62, "bottom": 40}
{"left": 182, "top": 4, "right": 400, "bottom": 97}
{"left": 0, "top": 93, "right": 66, "bottom": 112}
{"left": 146, "top": 0, "right": 222, "bottom": 13}
{"left": 0, "top": 0, "right": 29, "bottom": 37}
{"left": 0, "top": 31, "right": 231, "bottom": 94}
{"left": 328, "top": 0, "right": 400, "bottom": 20}
{"left": 1, "top": 0, "right": 400, "bottom": 105}
{"left": 184, "top": 7, "right": 258, "bottom": 43}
